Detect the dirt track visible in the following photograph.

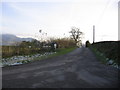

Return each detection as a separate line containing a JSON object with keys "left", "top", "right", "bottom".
{"left": 2, "top": 47, "right": 119, "bottom": 88}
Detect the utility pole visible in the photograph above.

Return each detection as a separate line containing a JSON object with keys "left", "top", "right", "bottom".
{"left": 93, "top": 25, "right": 95, "bottom": 43}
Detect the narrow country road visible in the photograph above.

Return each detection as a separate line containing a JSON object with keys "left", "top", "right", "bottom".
{"left": 2, "top": 47, "right": 119, "bottom": 88}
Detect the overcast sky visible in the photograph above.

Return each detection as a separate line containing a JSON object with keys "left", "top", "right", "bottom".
{"left": 1, "top": 0, "right": 119, "bottom": 43}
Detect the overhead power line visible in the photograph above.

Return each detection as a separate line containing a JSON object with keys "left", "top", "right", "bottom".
{"left": 97, "top": 0, "right": 111, "bottom": 26}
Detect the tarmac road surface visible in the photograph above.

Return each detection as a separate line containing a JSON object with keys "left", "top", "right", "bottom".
{"left": 2, "top": 47, "right": 119, "bottom": 88}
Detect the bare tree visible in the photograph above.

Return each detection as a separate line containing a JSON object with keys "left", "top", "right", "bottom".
{"left": 69, "top": 27, "right": 83, "bottom": 47}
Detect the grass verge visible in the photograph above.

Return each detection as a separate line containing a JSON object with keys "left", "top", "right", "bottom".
{"left": 89, "top": 46, "right": 108, "bottom": 64}
{"left": 34, "top": 47, "right": 77, "bottom": 61}
{"left": 49, "top": 47, "right": 77, "bottom": 57}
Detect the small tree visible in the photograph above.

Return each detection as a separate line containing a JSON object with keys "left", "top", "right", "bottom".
{"left": 85, "top": 40, "right": 90, "bottom": 47}
{"left": 69, "top": 27, "right": 83, "bottom": 47}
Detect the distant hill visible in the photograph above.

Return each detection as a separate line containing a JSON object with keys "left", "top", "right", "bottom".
{"left": 0, "top": 34, "right": 35, "bottom": 46}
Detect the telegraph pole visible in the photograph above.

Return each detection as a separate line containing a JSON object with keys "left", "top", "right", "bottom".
{"left": 93, "top": 25, "right": 95, "bottom": 43}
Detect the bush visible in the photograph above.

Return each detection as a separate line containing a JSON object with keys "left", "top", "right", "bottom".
{"left": 85, "top": 40, "right": 90, "bottom": 47}
{"left": 49, "top": 38, "right": 76, "bottom": 48}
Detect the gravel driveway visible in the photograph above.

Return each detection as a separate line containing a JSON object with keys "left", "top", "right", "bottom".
{"left": 2, "top": 47, "right": 119, "bottom": 88}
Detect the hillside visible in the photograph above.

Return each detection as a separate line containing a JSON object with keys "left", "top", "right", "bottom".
{"left": 0, "top": 34, "right": 34, "bottom": 46}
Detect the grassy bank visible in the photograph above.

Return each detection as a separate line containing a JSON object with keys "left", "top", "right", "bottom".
{"left": 90, "top": 47, "right": 108, "bottom": 64}
{"left": 89, "top": 41, "right": 119, "bottom": 67}
{"left": 28, "top": 47, "right": 77, "bottom": 62}
{"left": 48, "top": 47, "right": 77, "bottom": 58}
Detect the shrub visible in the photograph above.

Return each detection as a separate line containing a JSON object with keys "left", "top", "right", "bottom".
{"left": 49, "top": 38, "right": 76, "bottom": 48}
{"left": 85, "top": 40, "right": 90, "bottom": 47}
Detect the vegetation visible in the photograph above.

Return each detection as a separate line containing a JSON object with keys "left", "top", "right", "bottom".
{"left": 2, "top": 39, "right": 42, "bottom": 58}
{"left": 30, "top": 47, "right": 77, "bottom": 62}
{"left": 2, "top": 47, "right": 77, "bottom": 67}
{"left": 2, "top": 38, "right": 77, "bottom": 58}
{"left": 49, "top": 47, "right": 77, "bottom": 58}
{"left": 69, "top": 27, "right": 83, "bottom": 47}
{"left": 90, "top": 46, "right": 108, "bottom": 64}
{"left": 49, "top": 38, "right": 76, "bottom": 48}
{"left": 90, "top": 41, "right": 119, "bottom": 64}
{"left": 85, "top": 40, "right": 90, "bottom": 47}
